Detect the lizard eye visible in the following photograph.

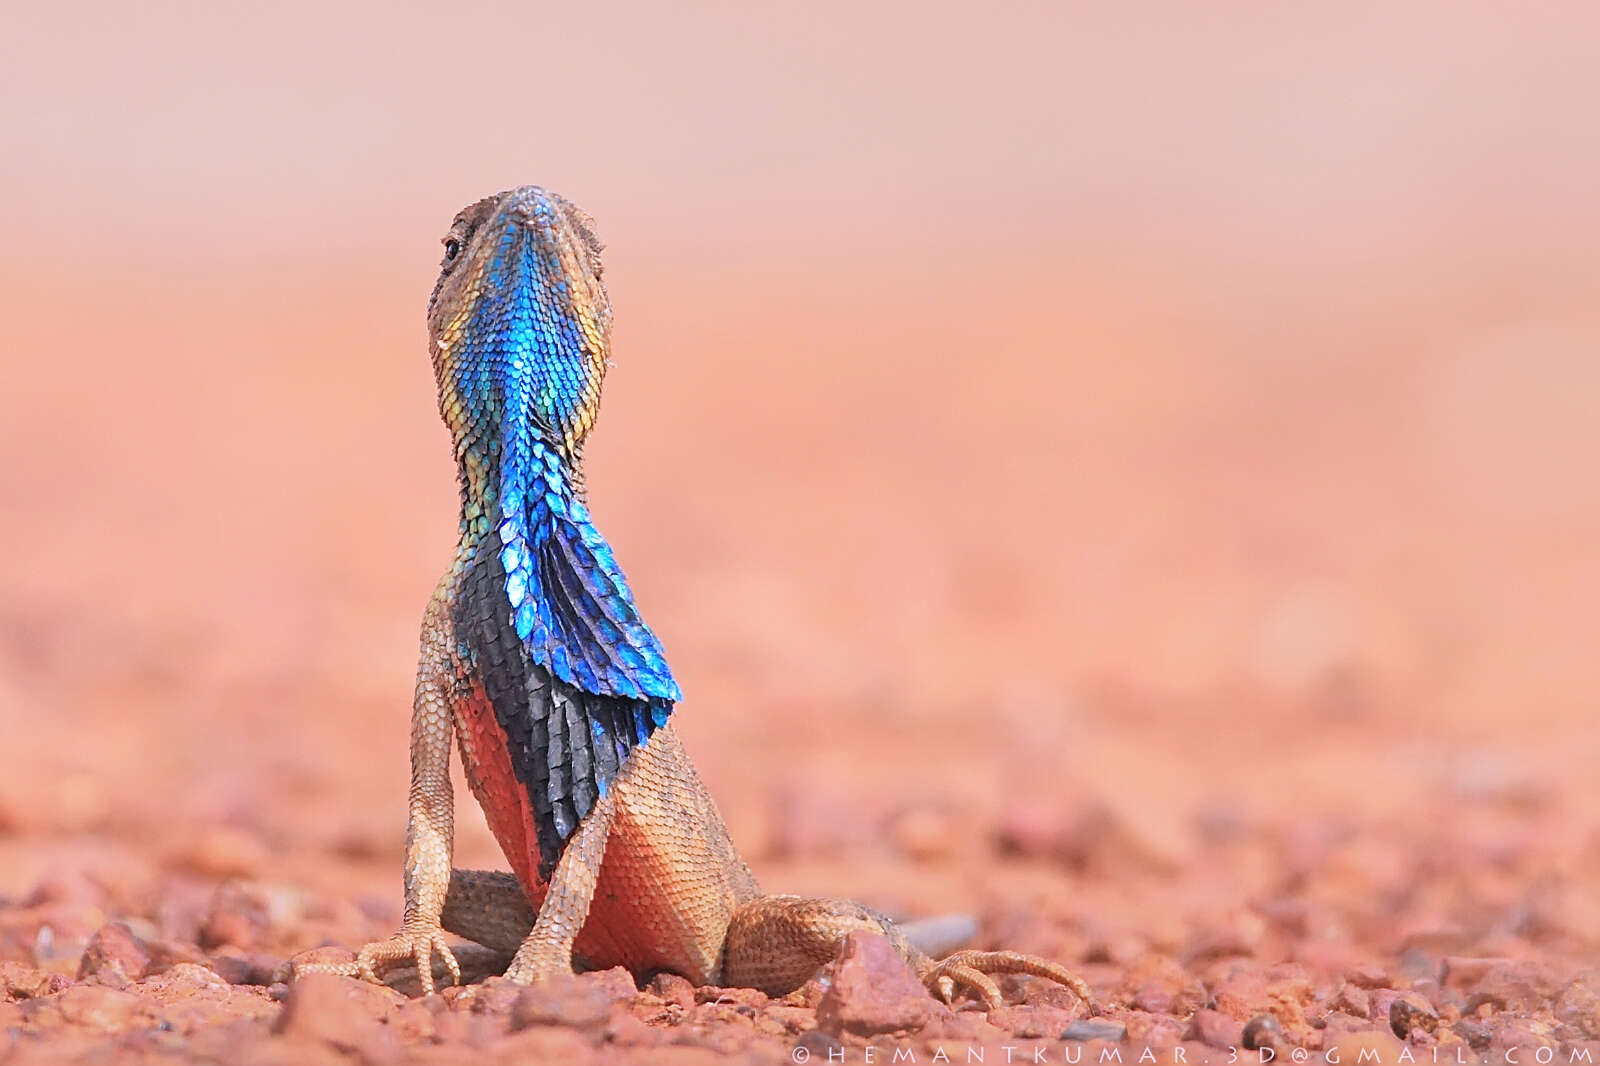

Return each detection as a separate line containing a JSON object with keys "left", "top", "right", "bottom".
{"left": 442, "top": 237, "right": 462, "bottom": 264}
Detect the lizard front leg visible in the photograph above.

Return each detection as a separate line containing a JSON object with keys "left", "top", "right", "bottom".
{"left": 499, "top": 790, "right": 616, "bottom": 983}
{"left": 296, "top": 587, "right": 462, "bottom": 995}
{"left": 722, "top": 896, "right": 1090, "bottom": 1010}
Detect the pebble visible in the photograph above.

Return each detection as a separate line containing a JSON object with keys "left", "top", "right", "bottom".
{"left": 647, "top": 971, "right": 695, "bottom": 1011}
{"left": 1063, "top": 1019, "right": 1129, "bottom": 1042}
{"left": 271, "top": 971, "right": 404, "bottom": 1055}
{"left": 509, "top": 974, "right": 614, "bottom": 1036}
{"left": 76, "top": 922, "right": 151, "bottom": 984}
{"left": 1387, "top": 990, "right": 1439, "bottom": 1038}
{"left": 1187, "top": 1008, "right": 1244, "bottom": 1049}
{"left": 1241, "top": 1012, "right": 1283, "bottom": 1050}
{"left": 24, "top": 984, "right": 149, "bottom": 1032}
{"left": 814, "top": 930, "right": 934, "bottom": 1037}
{"left": 1327, "top": 981, "right": 1370, "bottom": 1018}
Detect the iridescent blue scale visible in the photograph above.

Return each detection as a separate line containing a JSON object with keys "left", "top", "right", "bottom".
{"left": 439, "top": 186, "right": 680, "bottom": 873}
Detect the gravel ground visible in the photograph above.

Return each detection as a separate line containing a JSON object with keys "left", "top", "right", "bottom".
{"left": 4, "top": 153, "right": 1598, "bottom": 1066}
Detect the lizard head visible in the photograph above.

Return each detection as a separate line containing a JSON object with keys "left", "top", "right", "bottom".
{"left": 427, "top": 186, "right": 612, "bottom": 480}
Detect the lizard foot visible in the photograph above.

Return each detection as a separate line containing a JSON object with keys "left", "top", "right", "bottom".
{"left": 297, "top": 924, "right": 461, "bottom": 997}
{"left": 921, "top": 950, "right": 1091, "bottom": 1011}
{"left": 500, "top": 936, "right": 575, "bottom": 985}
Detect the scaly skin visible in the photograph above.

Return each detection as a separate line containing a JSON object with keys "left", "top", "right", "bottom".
{"left": 295, "top": 187, "right": 1089, "bottom": 1010}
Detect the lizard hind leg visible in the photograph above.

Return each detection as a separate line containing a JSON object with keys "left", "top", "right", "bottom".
{"left": 721, "top": 895, "right": 1090, "bottom": 1010}
{"left": 440, "top": 868, "right": 536, "bottom": 953}
{"left": 721, "top": 895, "right": 924, "bottom": 994}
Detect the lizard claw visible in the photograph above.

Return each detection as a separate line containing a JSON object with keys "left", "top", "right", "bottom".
{"left": 365, "top": 926, "right": 460, "bottom": 996}
{"left": 298, "top": 925, "right": 460, "bottom": 997}
{"left": 922, "top": 950, "right": 1091, "bottom": 1011}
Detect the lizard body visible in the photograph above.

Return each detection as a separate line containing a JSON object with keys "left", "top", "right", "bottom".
{"left": 300, "top": 187, "right": 1087, "bottom": 1008}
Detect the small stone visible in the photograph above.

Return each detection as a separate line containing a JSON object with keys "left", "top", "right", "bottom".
{"left": 693, "top": 984, "right": 767, "bottom": 1008}
{"left": 581, "top": 965, "right": 639, "bottom": 1006}
{"left": 1388, "top": 992, "right": 1439, "bottom": 1038}
{"left": 815, "top": 931, "right": 934, "bottom": 1037}
{"left": 1487, "top": 1018, "right": 1558, "bottom": 1054}
{"left": 1557, "top": 972, "right": 1600, "bottom": 1038}
{"left": 1328, "top": 982, "right": 1370, "bottom": 1018}
{"left": 0, "top": 961, "right": 71, "bottom": 1000}
{"left": 200, "top": 910, "right": 257, "bottom": 952}
{"left": 1063, "top": 1020, "right": 1129, "bottom": 1042}
{"left": 1451, "top": 958, "right": 1558, "bottom": 1013}
{"left": 1241, "top": 1013, "right": 1283, "bottom": 1051}
{"left": 76, "top": 923, "right": 151, "bottom": 984}
{"left": 509, "top": 973, "right": 613, "bottom": 1036}
{"left": 1188, "top": 1008, "right": 1244, "bottom": 1049}
{"left": 1135, "top": 979, "right": 1177, "bottom": 1013}
{"left": 146, "top": 937, "right": 212, "bottom": 974}
{"left": 1344, "top": 963, "right": 1393, "bottom": 990}
{"left": 1140, "top": 1016, "right": 1188, "bottom": 1048}
{"left": 647, "top": 971, "right": 695, "bottom": 1011}
{"left": 1210, "top": 966, "right": 1273, "bottom": 1021}
{"left": 1452, "top": 1018, "right": 1493, "bottom": 1049}
{"left": 206, "top": 948, "right": 281, "bottom": 986}
{"left": 273, "top": 971, "right": 404, "bottom": 1054}
{"left": 454, "top": 974, "right": 521, "bottom": 1014}
{"left": 152, "top": 962, "right": 230, "bottom": 994}
{"left": 900, "top": 913, "right": 979, "bottom": 959}
{"left": 26, "top": 984, "right": 149, "bottom": 1031}
{"left": 1263, "top": 968, "right": 1318, "bottom": 1029}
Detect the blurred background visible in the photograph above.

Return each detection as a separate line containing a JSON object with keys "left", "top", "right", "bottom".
{"left": 2, "top": 2, "right": 1597, "bottom": 975}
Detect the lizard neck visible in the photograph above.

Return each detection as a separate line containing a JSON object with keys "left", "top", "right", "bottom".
{"left": 448, "top": 425, "right": 585, "bottom": 553}
{"left": 428, "top": 194, "right": 611, "bottom": 552}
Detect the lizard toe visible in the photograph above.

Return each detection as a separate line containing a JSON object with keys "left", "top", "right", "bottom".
{"left": 923, "top": 962, "right": 1003, "bottom": 1010}
{"left": 922, "top": 949, "right": 1091, "bottom": 1009}
{"left": 341, "top": 926, "right": 461, "bottom": 997}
